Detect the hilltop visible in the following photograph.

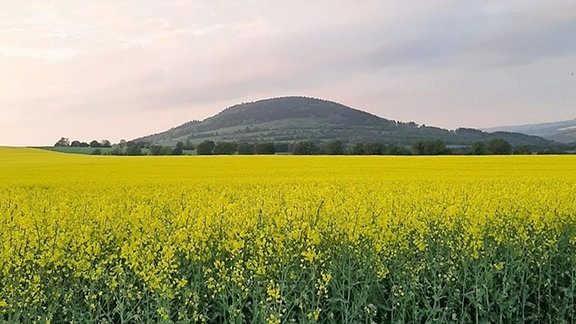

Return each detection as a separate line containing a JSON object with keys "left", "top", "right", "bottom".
{"left": 136, "top": 96, "right": 553, "bottom": 148}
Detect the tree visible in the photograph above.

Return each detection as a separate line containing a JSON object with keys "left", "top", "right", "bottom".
{"left": 386, "top": 144, "right": 411, "bottom": 155}
{"left": 292, "top": 141, "right": 318, "bottom": 155}
{"left": 412, "top": 139, "right": 447, "bottom": 155}
{"left": 110, "top": 147, "right": 123, "bottom": 155}
{"left": 184, "top": 139, "right": 195, "bottom": 150}
{"left": 237, "top": 143, "right": 255, "bottom": 155}
{"left": 54, "top": 137, "right": 70, "bottom": 147}
{"left": 90, "top": 140, "right": 101, "bottom": 148}
{"left": 101, "top": 140, "right": 112, "bottom": 148}
{"left": 149, "top": 145, "right": 166, "bottom": 156}
{"left": 363, "top": 143, "right": 384, "bottom": 155}
{"left": 324, "top": 140, "right": 344, "bottom": 155}
{"left": 125, "top": 141, "right": 142, "bottom": 156}
{"left": 196, "top": 140, "right": 215, "bottom": 155}
{"left": 91, "top": 148, "right": 102, "bottom": 155}
{"left": 470, "top": 142, "right": 487, "bottom": 155}
{"left": 486, "top": 138, "right": 512, "bottom": 155}
{"left": 254, "top": 143, "right": 275, "bottom": 155}
{"left": 172, "top": 142, "right": 185, "bottom": 155}
{"left": 514, "top": 145, "right": 531, "bottom": 155}
{"left": 349, "top": 143, "right": 365, "bottom": 155}
{"left": 213, "top": 142, "right": 237, "bottom": 155}
{"left": 71, "top": 140, "right": 81, "bottom": 147}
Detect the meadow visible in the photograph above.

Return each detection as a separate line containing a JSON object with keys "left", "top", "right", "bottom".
{"left": 1, "top": 147, "right": 575, "bottom": 323}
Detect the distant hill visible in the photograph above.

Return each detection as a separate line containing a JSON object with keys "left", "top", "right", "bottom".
{"left": 136, "top": 96, "right": 554, "bottom": 148}
{"left": 484, "top": 119, "right": 576, "bottom": 144}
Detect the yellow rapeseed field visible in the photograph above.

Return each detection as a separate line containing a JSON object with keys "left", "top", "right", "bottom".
{"left": 1, "top": 147, "right": 575, "bottom": 323}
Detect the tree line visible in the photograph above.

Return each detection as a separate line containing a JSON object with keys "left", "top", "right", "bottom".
{"left": 191, "top": 138, "right": 518, "bottom": 155}
{"left": 55, "top": 137, "right": 563, "bottom": 156}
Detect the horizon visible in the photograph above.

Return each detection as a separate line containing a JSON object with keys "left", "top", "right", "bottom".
{"left": 2, "top": 1, "right": 575, "bottom": 146}
{"left": 3, "top": 95, "right": 576, "bottom": 148}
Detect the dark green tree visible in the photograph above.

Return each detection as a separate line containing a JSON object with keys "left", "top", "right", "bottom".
{"left": 196, "top": 140, "right": 215, "bottom": 155}
{"left": 255, "top": 143, "right": 275, "bottom": 155}
{"left": 237, "top": 143, "right": 255, "bottom": 155}
{"left": 349, "top": 143, "right": 365, "bottom": 155}
{"left": 486, "top": 138, "right": 512, "bottom": 155}
{"left": 470, "top": 142, "right": 487, "bottom": 155}
{"left": 292, "top": 141, "right": 318, "bottom": 155}
{"left": 184, "top": 139, "right": 194, "bottom": 150}
{"left": 101, "top": 140, "right": 112, "bottom": 148}
{"left": 412, "top": 139, "right": 447, "bottom": 155}
{"left": 90, "top": 140, "right": 101, "bottom": 148}
{"left": 54, "top": 137, "right": 70, "bottom": 147}
{"left": 514, "top": 145, "right": 531, "bottom": 155}
{"left": 324, "top": 140, "right": 345, "bottom": 155}
{"left": 110, "top": 147, "right": 123, "bottom": 155}
{"left": 172, "top": 142, "right": 185, "bottom": 155}
{"left": 125, "top": 141, "right": 142, "bottom": 156}
{"left": 213, "top": 142, "right": 237, "bottom": 155}
{"left": 149, "top": 145, "right": 166, "bottom": 156}
{"left": 363, "top": 143, "right": 384, "bottom": 155}
{"left": 386, "top": 144, "right": 411, "bottom": 155}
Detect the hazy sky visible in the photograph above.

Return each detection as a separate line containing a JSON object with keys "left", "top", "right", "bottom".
{"left": 1, "top": 1, "right": 575, "bottom": 146}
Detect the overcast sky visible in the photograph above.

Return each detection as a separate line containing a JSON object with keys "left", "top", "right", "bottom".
{"left": 1, "top": 1, "right": 575, "bottom": 146}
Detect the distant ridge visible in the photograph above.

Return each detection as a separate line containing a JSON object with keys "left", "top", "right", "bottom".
{"left": 136, "top": 96, "right": 554, "bottom": 148}
{"left": 484, "top": 119, "right": 576, "bottom": 143}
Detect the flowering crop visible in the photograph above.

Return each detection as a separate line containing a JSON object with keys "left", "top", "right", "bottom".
{"left": 1, "top": 147, "right": 576, "bottom": 322}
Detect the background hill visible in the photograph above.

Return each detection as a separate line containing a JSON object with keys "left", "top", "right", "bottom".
{"left": 136, "top": 96, "right": 554, "bottom": 148}
{"left": 484, "top": 119, "right": 576, "bottom": 144}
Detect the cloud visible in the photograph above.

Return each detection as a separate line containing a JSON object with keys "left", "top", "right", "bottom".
{"left": 1, "top": 0, "right": 575, "bottom": 145}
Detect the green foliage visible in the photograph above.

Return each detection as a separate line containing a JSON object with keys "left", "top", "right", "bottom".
{"left": 172, "top": 142, "right": 185, "bottom": 156}
{"left": 237, "top": 143, "right": 255, "bottom": 155}
{"left": 125, "top": 141, "right": 142, "bottom": 156}
{"left": 101, "top": 140, "right": 112, "bottom": 148}
{"left": 213, "top": 142, "right": 237, "bottom": 155}
{"left": 149, "top": 145, "right": 173, "bottom": 156}
{"left": 412, "top": 139, "right": 448, "bottom": 155}
{"left": 387, "top": 144, "right": 411, "bottom": 155}
{"left": 324, "top": 140, "right": 345, "bottom": 155}
{"left": 89, "top": 140, "right": 101, "bottom": 148}
{"left": 486, "top": 138, "right": 512, "bottom": 155}
{"left": 470, "top": 141, "right": 487, "bottom": 155}
{"left": 254, "top": 143, "right": 275, "bottom": 155}
{"left": 196, "top": 140, "right": 216, "bottom": 155}
{"left": 349, "top": 143, "right": 365, "bottom": 155}
{"left": 292, "top": 141, "right": 319, "bottom": 155}
{"left": 54, "top": 137, "right": 70, "bottom": 147}
{"left": 363, "top": 143, "right": 385, "bottom": 155}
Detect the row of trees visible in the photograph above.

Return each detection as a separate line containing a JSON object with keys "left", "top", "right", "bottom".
{"left": 196, "top": 141, "right": 278, "bottom": 155}
{"left": 54, "top": 137, "right": 112, "bottom": 148}
{"left": 54, "top": 137, "right": 524, "bottom": 156}
{"left": 192, "top": 138, "right": 516, "bottom": 156}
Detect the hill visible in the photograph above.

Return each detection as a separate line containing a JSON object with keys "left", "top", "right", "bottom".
{"left": 136, "top": 96, "right": 554, "bottom": 148}
{"left": 484, "top": 119, "right": 576, "bottom": 144}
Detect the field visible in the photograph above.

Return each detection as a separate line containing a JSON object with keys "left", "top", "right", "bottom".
{"left": 1, "top": 147, "right": 576, "bottom": 323}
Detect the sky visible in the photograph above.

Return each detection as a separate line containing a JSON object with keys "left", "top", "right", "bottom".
{"left": 1, "top": 1, "right": 575, "bottom": 146}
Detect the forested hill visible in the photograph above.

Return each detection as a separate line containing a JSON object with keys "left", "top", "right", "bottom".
{"left": 136, "top": 96, "right": 553, "bottom": 148}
